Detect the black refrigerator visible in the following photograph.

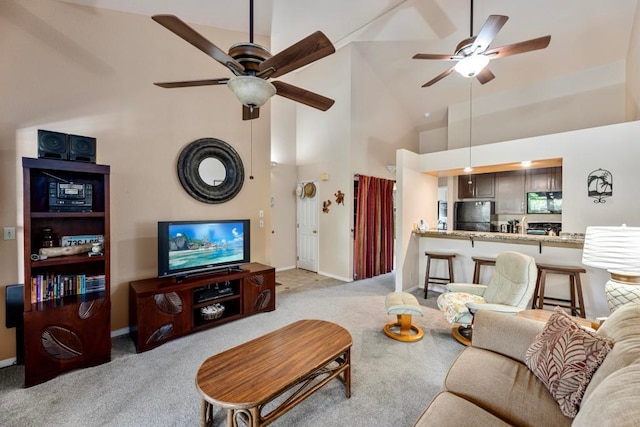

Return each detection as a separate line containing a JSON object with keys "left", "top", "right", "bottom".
{"left": 454, "top": 201, "right": 496, "bottom": 231}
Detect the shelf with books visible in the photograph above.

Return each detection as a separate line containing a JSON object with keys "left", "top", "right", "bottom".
{"left": 22, "top": 157, "right": 111, "bottom": 387}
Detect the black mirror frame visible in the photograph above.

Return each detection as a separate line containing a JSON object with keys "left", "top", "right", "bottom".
{"left": 177, "top": 138, "right": 244, "bottom": 204}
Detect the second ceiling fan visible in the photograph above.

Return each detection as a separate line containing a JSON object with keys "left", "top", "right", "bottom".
{"left": 413, "top": 1, "right": 551, "bottom": 87}
{"left": 153, "top": 0, "right": 336, "bottom": 120}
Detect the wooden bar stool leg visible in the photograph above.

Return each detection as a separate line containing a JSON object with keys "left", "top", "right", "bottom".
{"left": 424, "top": 256, "right": 432, "bottom": 299}
{"left": 472, "top": 263, "right": 480, "bottom": 284}
{"left": 448, "top": 259, "right": 455, "bottom": 284}
{"left": 575, "top": 275, "right": 586, "bottom": 318}
{"left": 532, "top": 269, "right": 542, "bottom": 309}
{"left": 569, "top": 275, "right": 577, "bottom": 316}
{"left": 538, "top": 270, "right": 547, "bottom": 310}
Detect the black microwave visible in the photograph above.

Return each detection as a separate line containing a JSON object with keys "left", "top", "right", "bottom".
{"left": 527, "top": 191, "right": 562, "bottom": 214}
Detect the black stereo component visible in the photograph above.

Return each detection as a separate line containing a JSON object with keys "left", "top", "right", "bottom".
{"left": 38, "top": 130, "right": 68, "bottom": 160}
{"left": 48, "top": 182, "right": 93, "bottom": 212}
{"left": 69, "top": 134, "right": 97, "bottom": 163}
{"left": 193, "top": 281, "right": 234, "bottom": 304}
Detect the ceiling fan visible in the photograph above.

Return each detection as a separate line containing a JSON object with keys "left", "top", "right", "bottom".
{"left": 413, "top": 1, "right": 551, "bottom": 87}
{"left": 152, "top": 0, "right": 336, "bottom": 120}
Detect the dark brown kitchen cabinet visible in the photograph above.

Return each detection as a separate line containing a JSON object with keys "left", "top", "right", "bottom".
{"left": 495, "top": 170, "right": 525, "bottom": 214}
{"left": 458, "top": 173, "right": 495, "bottom": 199}
{"left": 525, "top": 167, "right": 563, "bottom": 192}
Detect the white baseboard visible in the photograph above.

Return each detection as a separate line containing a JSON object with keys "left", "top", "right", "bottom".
{"left": 317, "top": 270, "right": 353, "bottom": 283}
{"left": 111, "top": 327, "right": 129, "bottom": 338}
{"left": 0, "top": 357, "right": 17, "bottom": 369}
{"left": 275, "top": 265, "right": 297, "bottom": 272}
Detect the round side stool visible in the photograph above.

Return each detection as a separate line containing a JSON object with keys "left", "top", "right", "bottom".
{"left": 424, "top": 252, "right": 456, "bottom": 298}
{"left": 472, "top": 256, "right": 496, "bottom": 284}
{"left": 383, "top": 292, "right": 424, "bottom": 342}
{"left": 531, "top": 263, "right": 587, "bottom": 318}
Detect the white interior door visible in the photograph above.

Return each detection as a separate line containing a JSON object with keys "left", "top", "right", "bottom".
{"left": 297, "top": 184, "right": 319, "bottom": 272}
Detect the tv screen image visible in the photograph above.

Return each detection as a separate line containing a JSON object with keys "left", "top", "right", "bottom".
{"left": 158, "top": 219, "right": 250, "bottom": 278}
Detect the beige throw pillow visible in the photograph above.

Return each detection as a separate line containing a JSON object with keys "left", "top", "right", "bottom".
{"left": 525, "top": 307, "right": 614, "bottom": 418}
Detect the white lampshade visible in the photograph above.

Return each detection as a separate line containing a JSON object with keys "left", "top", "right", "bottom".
{"left": 455, "top": 55, "right": 490, "bottom": 78}
{"left": 582, "top": 225, "right": 640, "bottom": 272}
{"left": 582, "top": 225, "right": 640, "bottom": 312}
{"left": 227, "top": 76, "right": 276, "bottom": 108}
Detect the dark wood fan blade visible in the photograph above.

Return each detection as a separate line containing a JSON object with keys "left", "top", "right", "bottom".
{"left": 422, "top": 66, "right": 456, "bottom": 87}
{"left": 152, "top": 15, "right": 245, "bottom": 75}
{"left": 484, "top": 35, "right": 551, "bottom": 59}
{"left": 258, "top": 31, "right": 335, "bottom": 79}
{"left": 472, "top": 15, "right": 508, "bottom": 53}
{"left": 272, "top": 81, "right": 335, "bottom": 111}
{"left": 243, "top": 105, "right": 260, "bottom": 120}
{"left": 413, "top": 53, "right": 461, "bottom": 61}
{"left": 154, "top": 78, "right": 229, "bottom": 88}
{"left": 476, "top": 67, "right": 495, "bottom": 85}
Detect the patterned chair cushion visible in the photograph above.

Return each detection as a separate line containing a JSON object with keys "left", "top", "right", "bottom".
{"left": 524, "top": 307, "right": 614, "bottom": 418}
{"left": 437, "top": 292, "right": 486, "bottom": 325}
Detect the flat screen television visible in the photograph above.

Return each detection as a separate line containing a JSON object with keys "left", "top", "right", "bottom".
{"left": 527, "top": 191, "right": 562, "bottom": 214}
{"left": 158, "top": 219, "right": 250, "bottom": 279}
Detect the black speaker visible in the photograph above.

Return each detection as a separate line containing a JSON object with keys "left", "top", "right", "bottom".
{"left": 5, "top": 284, "right": 23, "bottom": 329}
{"left": 69, "top": 134, "right": 97, "bottom": 163}
{"left": 38, "top": 130, "right": 68, "bottom": 160}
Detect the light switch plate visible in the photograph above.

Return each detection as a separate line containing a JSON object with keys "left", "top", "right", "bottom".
{"left": 3, "top": 227, "right": 16, "bottom": 240}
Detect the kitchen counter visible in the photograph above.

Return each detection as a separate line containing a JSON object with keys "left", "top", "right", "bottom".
{"left": 413, "top": 229, "right": 584, "bottom": 249}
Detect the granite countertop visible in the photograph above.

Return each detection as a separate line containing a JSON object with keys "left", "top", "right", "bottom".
{"left": 413, "top": 229, "right": 584, "bottom": 248}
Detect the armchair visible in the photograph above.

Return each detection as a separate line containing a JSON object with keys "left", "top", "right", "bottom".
{"left": 437, "top": 251, "right": 538, "bottom": 345}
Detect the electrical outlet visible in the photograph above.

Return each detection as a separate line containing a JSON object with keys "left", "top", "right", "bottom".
{"left": 259, "top": 220, "right": 264, "bottom": 228}
{"left": 3, "top": 227, "right": 16, "bottom": 240}
{"left": 259, "top": 210, "right": 264, "bottom": 218}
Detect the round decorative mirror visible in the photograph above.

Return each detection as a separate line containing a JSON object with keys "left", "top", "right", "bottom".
{"left": 177, "top": 138, "right": 244, "bottom": 204}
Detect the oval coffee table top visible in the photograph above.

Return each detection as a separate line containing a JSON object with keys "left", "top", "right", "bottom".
{"left": 196, "top": 319, "right": 352, "bottom": 408}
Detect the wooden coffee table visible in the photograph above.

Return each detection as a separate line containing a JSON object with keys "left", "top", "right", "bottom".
{"left": 196, "top": 319, "right": 352, "bottom": 427}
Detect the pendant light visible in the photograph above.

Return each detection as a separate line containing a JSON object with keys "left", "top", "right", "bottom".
{"left": 463, "top": 81, "right": 473, "bottom": 185}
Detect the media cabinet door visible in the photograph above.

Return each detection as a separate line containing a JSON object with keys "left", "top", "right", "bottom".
{"left": 244, "top": 270, "right": 276, "bottom": 315}
{"left": 133, "top": 289, "right": 190, "bottom": 352}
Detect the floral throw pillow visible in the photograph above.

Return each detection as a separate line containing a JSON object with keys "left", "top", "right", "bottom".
{"left": 524, "top": 307, "right": 614, "bottom": 418}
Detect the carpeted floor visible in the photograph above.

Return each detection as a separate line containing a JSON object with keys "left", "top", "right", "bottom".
{"left": 0, "top": 271, "right": 463, "bottom": 426}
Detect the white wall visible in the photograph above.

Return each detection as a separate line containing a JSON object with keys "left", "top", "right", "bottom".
{"left": 399, "top": 120, "right": 640, "bottom": 315}
{"left": 395, "top": 149, "right": 438, "bottom": 292}
{"left": 0, "top": 1, "right": 272, "bottom": 360}
{"left": 627, "top": 0, "right": 640, "bottom": 120}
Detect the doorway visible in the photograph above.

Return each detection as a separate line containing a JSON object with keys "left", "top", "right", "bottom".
{"left": 296, "top": 182, "right": 319, "bottom": 272}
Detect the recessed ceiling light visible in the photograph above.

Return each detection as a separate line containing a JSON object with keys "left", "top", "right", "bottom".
{"left": 424, "top": 112, "right": 431, "bottom": 118}
{"left": 521, "top": 160, "right": 532, "bottom": 167}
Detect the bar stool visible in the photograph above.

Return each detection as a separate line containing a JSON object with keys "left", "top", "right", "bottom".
{"left": 472, "top": 256, "right": 496, "bottom": 284}
{"left": 424, "top": 252, "right": 455, "bottom": 298}
{"left": 531, "top": 263, "right": 587, "bottom": 318}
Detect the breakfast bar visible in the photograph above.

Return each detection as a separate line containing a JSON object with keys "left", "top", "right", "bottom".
{"left": 414, "top": 230, "right": 610, "bottom": 318}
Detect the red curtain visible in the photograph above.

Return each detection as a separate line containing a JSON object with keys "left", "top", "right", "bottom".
{"left": 354, "top": 175, "right": 395, "bottom": 280}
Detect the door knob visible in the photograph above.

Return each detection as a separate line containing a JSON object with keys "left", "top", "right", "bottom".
{"left": 313, "top": 230, "right": 317, "bottom": 234}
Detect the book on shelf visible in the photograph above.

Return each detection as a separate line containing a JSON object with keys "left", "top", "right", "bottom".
{"left": 30, "top": 274, "right": 105, "bottom": 303}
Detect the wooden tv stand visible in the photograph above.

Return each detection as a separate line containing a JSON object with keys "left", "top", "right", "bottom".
{"left": 129, "top": 263, "right": 275, "bottom": 353}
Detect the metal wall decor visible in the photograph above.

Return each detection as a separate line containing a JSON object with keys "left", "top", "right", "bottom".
{"left": 587, "top": 168, "right": 612, "bottom": 203}
{"left": 177, "top": 138, "right": 244, "bottom": 204}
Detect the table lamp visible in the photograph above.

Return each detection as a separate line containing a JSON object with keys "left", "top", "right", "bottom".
{"left": 582, "top": 225, "right": 640, "bottom": 312}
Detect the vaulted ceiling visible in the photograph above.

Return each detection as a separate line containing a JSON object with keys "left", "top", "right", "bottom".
{"left": 59, "top": 0, "right": 639, "bottom": 132}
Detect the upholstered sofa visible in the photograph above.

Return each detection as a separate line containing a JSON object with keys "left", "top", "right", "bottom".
{"left": 414, "top": 303, "right": 640, "bottom": 427}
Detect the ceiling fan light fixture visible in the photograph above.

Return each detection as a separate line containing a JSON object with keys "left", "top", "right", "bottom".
{"left": 227, "top": 76, "right": 276, "bottom": 108}
{"left": 463, "top": 166, "right": 473, "bottom": 173}
{"left": 454, "top": 55, "right": 490, "bottom": 78}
